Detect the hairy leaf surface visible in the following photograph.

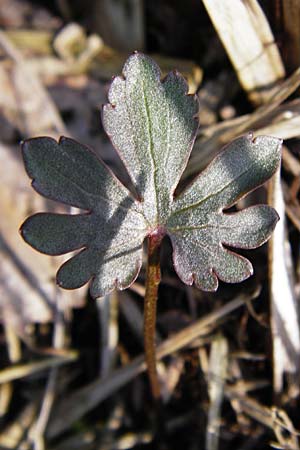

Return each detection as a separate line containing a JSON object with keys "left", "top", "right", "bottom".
{"left": 21, "top": 53, "right": 282, "bottom": 296}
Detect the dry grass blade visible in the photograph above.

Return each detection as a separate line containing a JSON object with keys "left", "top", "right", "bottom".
{"left": 0, "top": 32, "right": 85, "bottom": 329}
{"left": 223, "top": 68, "right": 300, "bottom": 140}
{"left": 0, "top": 324, "right": 21, "bottom": 418}
{"left": 282, "top": 182, "right": 300, "bottom": 232}
{"left": 102, "top": 431, "right": 153, "bottom": 449}
{"left": 6, "top": 26, "right": 202, "bottom": 94}
{"left": 4, "top": 323, "right": 21, "bottom": 363}
{"left": 202, "top": 0, "right": 284, "bottom": 105}
{"left": 257, "top": 114, "right": 300, "bottom": 141}
{"left": 282, "top": 146, "right": 300, "bottom": 177}
{"left": 205, "top": 334, "right": 228, "bottom": 450}
{"left": 156, "top": 290, "right": 258, "bottom": 358}
{"left": 0, "top": 352, "right": 77, "bottom": 384}
{"left": 0, "top": 141, "right": 85, "bottom": 328}
{"left": 0, "top": 30, "right": 67, "bottom": 137}
{"left": 159, "top": 357, "right": 185, "bottom": 403}
{"left": 186, "top": 68, "right": 300, "bottom": 180}
{"left": 27, "top": 306, "right": 67, "bottom": 450}
{"left": 5, "top": 29, "right": 53, "bottom": 55}
{"left": 226, "top": 387, "right": 300, "bottom": 449}
{"left": 98, "top": 292, "right": 119, "bottom": 377}
{"left": 268, "top": 168, "right": 300, "bottom": 393}
{"left": 47, "top": 292, "right": 256, "bottom": 438}
{"left": 0, "top": 403, "right": 37, "bottom": 448}
{"left": 51, "top": 430, "right": 153, "bottom": 450}
{"left": 0, "top": 383, "right": 13, "bottom": 417}
{"left": 279, "top": 0, "right": 300, "bottom": 71}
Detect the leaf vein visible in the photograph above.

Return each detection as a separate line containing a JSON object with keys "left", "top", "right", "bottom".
{"left": 141, "top": 80, "right": 159, "bottom": 221}
{"left": 172, "top": 167, "right": 252, "bottom": 215}
{"left": 40, "top": 160, "right": 145, "bottom": 219}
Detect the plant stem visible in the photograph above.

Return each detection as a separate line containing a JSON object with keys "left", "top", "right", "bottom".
{"left": 144, "top": 232, "right": 163, "bottom": 399}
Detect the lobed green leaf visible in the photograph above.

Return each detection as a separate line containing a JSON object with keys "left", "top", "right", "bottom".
{"left": 20, "top": 53, "right": 282, "bottom": 296}
{"left": 102, "top": 53, "right": 199, "bottom": 224}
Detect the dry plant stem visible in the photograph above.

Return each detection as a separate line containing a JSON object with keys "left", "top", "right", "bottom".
{"left": 144, "top": 232, "right": 163, "bottom": 399}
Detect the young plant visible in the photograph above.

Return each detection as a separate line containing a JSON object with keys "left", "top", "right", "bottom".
{"left": 20, "top": 53, "right": 282, "bottom": 399}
